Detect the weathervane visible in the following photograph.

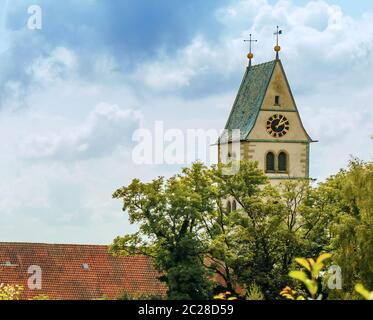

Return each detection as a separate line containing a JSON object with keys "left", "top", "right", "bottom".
{"left": 274, "top": 26, "right": 283, "bottom": 59}
{"left": 243, "top": 34, "right": 258, "bottom": 66}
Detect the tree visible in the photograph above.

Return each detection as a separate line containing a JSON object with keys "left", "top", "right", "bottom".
{"left": 110, "top": 163, "right": 214, "bottom": 300}
{"left": 110, "top": 161, "right": 272, "bottom": 298}
{"left": 330, "top": 160, "right": 373, "bottom": 294}
{"left": 210, "top": 165, "right": 337, "bottom": 299}
{"left": 208, "top": 161, "right": 283, "bottom": 298}
{"left": 200, "top": 161, "right": 270, "bottom": 295}
{"left": 277, "top": 178, "right": 339, "bottom": 270}
{"left": 111, "top": 159, "right": 372, "bottom": 300}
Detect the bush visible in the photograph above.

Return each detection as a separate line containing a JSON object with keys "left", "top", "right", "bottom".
{"left": 118, "top": 292, "right": 165, "bottom": 300}
{"left": 0, "top": 284, "right": 24, "bottom": 300}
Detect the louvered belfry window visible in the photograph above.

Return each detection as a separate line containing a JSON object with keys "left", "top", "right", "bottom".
{"left": 278, "top": 152, "right": 288, "bottom": 172}
{"left": 266, "top": 152, "right": 275, "bottom": 172}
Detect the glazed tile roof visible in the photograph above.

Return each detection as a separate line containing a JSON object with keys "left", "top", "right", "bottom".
{"left": 0, "top": 242, "right": 166, "bottom": 300}
{"left": 222, "top": 60, "right": 276, "bottom": 142}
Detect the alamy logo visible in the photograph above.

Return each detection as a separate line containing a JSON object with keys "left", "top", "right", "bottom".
{"left": 27, "top": 265, "right": 42, "bottom": 290}
{"left": 327, "top": 265, "right": 343, "bottom": 290}
{"left": 27, "top": 5, "right": 42, "bottom": 30}
{"left": 131, "top": 121, "right": 241, "bottom": 175}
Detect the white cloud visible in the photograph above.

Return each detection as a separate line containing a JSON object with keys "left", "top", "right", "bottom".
{"left": 19, "top": 102, "right": 141, "bottom": 161}
{"left": 0, "top": 0, "right": 372, "bottom": 245}
{"left": 27, "top": 47, "right": 78, "bottom": 84}
{"left": 0, "top": 73, "right": 146, "bottom": 243}
{"left": 133, "top": 36, "right": 222, "bottom": 91}
{"left": 131, "top": 0, "right": 373, "bottom": 96}
{"left": 93, "top": 54, "right": 119, "bottom": 77}
{"left": 129, "top": 0, "right": 373, "bottom": 181}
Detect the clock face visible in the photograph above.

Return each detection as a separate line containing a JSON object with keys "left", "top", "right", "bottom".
{"left": 266, "top": 114, "right": 290, "bottom": 138}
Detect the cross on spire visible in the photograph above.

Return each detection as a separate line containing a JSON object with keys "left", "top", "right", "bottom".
{"left": 243, "top": 34, "right": 258, "bottom": 66}
{"left": 274, "top": 26, "right": 283, "bottom": 59}
{"left": 244, "top": 34, "right": 258, "bottom": 54}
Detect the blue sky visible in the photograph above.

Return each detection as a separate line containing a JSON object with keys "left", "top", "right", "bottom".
{"left": 0, "top": 0, "right": 372, "bottom": 244}
{"left": 269, "top": 0, "right": 373, "bottom": 17}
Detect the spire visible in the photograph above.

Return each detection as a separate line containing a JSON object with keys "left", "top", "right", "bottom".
{"left": 244, "top": 34, "right": 258, "bottom": 67}
{"left": 274, "top": 26, "right": 283, "bottom": 59}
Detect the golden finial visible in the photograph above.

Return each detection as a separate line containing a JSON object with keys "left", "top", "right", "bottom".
{"left": 274, "top": 26, "right": 283, "bottom": 59}
{"left": 247, "top": 52, "right": 254, "bottom": 60}
{"left": 244, "top": 34, "right": 258, "bottom": 66}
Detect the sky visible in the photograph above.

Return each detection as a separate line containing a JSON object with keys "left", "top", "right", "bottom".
{"left": 0, "top": 0, "right": 372, "bottom": 244}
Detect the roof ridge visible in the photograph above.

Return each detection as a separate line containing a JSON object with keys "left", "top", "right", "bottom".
{"left": 250, "top": 59, "right": 277, "bottom": 68}
{"left": 0, "top": 242, "right": 109, "bottom": 247}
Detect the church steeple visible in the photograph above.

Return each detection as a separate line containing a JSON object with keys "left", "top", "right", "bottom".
{"left": 220, "top": 31, "right": 316, "bottom": 185}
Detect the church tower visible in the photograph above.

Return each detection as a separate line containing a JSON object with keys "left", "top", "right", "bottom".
{"left": 219, "top": 30, "right": 315, "bottom": 185}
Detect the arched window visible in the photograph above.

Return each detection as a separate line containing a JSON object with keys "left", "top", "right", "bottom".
{"left": 227, "top": 201, "right": 232, "bottom": 213}
{"left": 266, "top": 152, "right": 275, "bottom": 172}
{"left": 232, "top": 200, "right": 237, "bottom": 211}
{"left": 278, "top": 152, "right": 288, "bottom": 172}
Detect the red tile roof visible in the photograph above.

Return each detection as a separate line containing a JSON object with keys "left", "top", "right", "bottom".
{"left": 0, "top": 242, "right": 166, "bottom": 300}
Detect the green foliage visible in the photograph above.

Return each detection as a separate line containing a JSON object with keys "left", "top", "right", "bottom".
{"left": 118, "top": 292, "right": 165, "bottom": 300}
{"left": 202, "top": 161, "right": 270, "bottom": 295}
{"left": 0, "top": 284, "right": 50, "bottom": 300}
{"left": 282, "top": 253, "right": 373, "bottom": 301}
{"left": 282, "top": 253, "right": 332, "bottom": 300}
{"left": 245, "top": 283, "right": 265, "bottom": 300}
{"left": 280, "top": 286, "right": 305, "bottom": 300}
{"left": 31, "top": 295, "right": 49, "bottom": 300}
{"left": 281, "top": 159, "right": 373, "bottom": 300}
{"left": 330, "top": 160, "right": 373, "bottom": 294}
{"left": 355, "top": 284, "right": 373, "bottom": 300}
{"left": 213, "top": 292, "right": 238, "bottom": 300}
{"left": 160, "top": 236, "right": 213, "bottom": 300}
{"left": 111, "top": 158, "right": 373, "bottom": 301}
{"left": 111, "top": 162, "right": 214, "bottom": 300}
{"left": 214, "top": 174, "right": 332, "bottom": 299}
{"left": 0, "top": 284, "right": 24, "bottom": 300}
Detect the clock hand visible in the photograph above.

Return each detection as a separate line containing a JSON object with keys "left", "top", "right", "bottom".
{"left": 276, "top": 118, "right": 287, "bottom": 128}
